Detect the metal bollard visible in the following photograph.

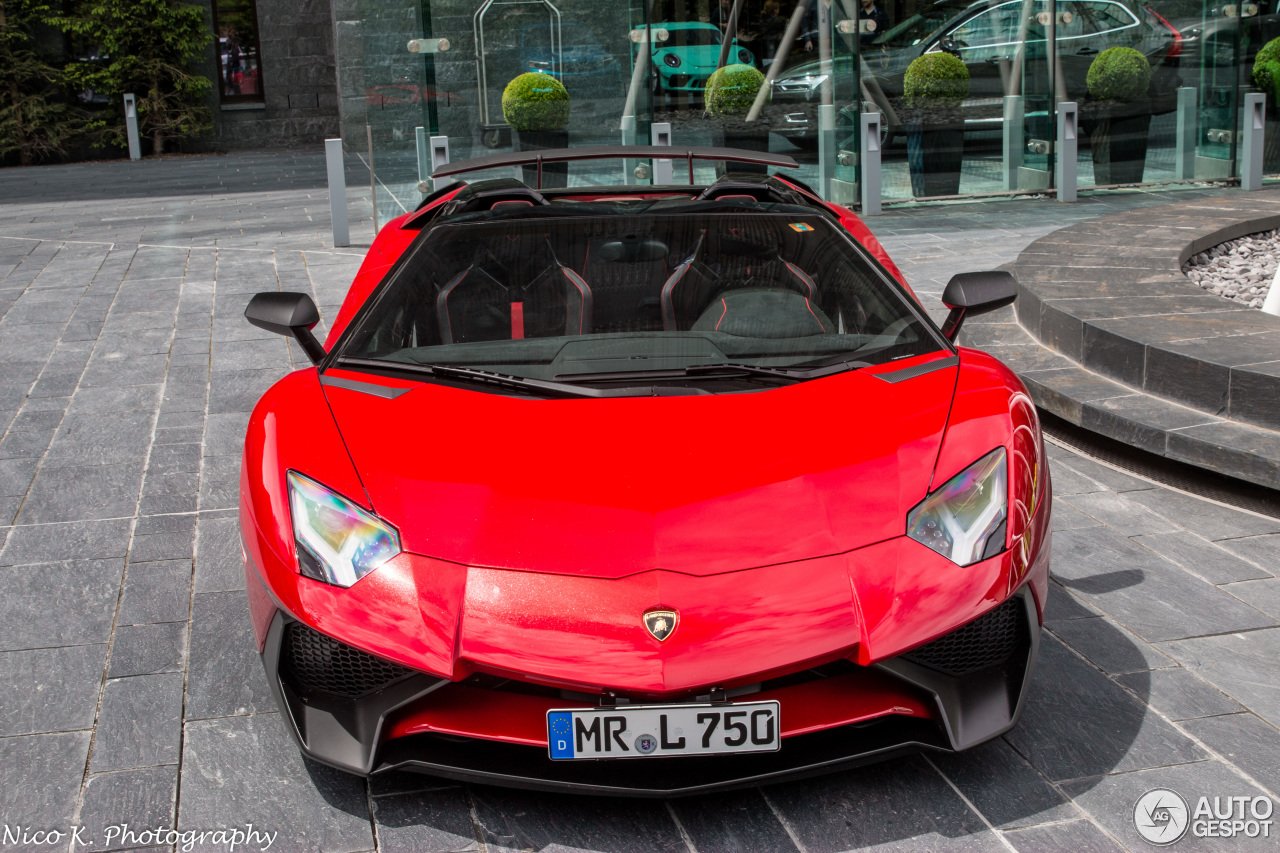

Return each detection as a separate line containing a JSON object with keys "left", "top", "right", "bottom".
{"left": 123, "top": 94, "right": 140, "bottom": 161}
{"left": 817, "top": 104, "right": 835, "bottom": 200}
{"left": 325, "top": 138, "right": 350, "bottom": 248}
{"left": 1056, "top": 102, "right": 1078, "bottom": 203}
{"left": 860, "top": 111, "right": 881, "bottom": 216}
{"left": 1241, "top": 92, "right": 1265, "bottom": 191}
{"left": 1002, "top": 95, "right": 1024, "bottom": 191}
{"left": 1175, "top": 87, "right": 1197, "bottom": 180}
{"left": 620, "top": 115, "right": 638, "bottom": 184}
{"left": 651, "top": 122, "right": 674, "bottom": 185}
{"left": 415, "top": 127, "right": 430, "bottom": 191}
{"left": 430, "top": 135, "right": 451, "bottom": 191}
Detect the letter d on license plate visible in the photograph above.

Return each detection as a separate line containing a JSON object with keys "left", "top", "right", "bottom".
{"left": 547, "top": 701, "right": 780, "bottom": 760}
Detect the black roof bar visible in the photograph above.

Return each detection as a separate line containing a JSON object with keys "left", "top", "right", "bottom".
{"left": 431, "top": 145, "right": 799, "bottom": 188}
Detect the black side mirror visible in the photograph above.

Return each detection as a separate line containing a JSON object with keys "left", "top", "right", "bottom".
{"left": 245, "top": 292, "right": 326, "bottom": 364}
{"left": 940, "top": 271, "right": 1018, "bottom": 341}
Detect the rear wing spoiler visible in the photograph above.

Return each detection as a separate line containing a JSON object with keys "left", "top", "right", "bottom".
{"left": 432, "top": 145, "right": 799, "bottom": 188}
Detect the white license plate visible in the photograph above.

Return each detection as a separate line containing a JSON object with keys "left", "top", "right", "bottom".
{"left": 546, "top": 701, "right": 780, "bottom": 760}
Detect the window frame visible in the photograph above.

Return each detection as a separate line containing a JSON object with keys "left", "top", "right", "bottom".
{"left": 210, "top": 0, "right": 267, "bottom": 106}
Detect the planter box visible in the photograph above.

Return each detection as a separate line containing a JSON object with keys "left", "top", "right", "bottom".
{"left": 514, "top": 129, "right": 570, "bottom": 188}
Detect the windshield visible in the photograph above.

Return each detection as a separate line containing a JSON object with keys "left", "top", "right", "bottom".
{"left": 336, "top": 205, "right": 944, "bottom": 393}
{"left": 874, "top": 0, "right": 973, "bottom": 47}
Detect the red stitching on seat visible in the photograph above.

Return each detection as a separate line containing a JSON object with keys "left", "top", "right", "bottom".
{"left": 804, "top": 298, "right": 826, "bottom": 332}
{"left": 714, "top": 298, "right": 728, "bottom": 331}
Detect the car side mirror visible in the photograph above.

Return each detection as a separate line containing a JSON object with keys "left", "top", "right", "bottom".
{"left": 244, "top": 292, "right": 326, "bottom": 364}
{"left": 940, "top": 271, "right": 1017, "bottom": 342}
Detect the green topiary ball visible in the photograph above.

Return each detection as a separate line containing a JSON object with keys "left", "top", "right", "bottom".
{"left": 502, "top": 72, "right": 570, "bottom": 132}
{"left": 903, "top": 52, "right": 970, "bottom": 107}
{"left": 1253, "top": 38, "right": 1280, "bottom": 96}
{"left": 705, "top": 64, "right": 768, "bottom": 117}
{"left": 1086, "top": 47, "right": 1151, "bottom": 101}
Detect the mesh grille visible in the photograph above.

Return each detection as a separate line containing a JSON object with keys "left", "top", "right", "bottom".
{"left": 901, "top": 598, "right": 1023, "bottom": 676}
{"left": 283, "top": 623, "right": 415, "bottom": 698}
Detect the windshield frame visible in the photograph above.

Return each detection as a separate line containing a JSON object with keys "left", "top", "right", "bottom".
{"left": 319, "top": 194, "right": 955, "bottom": 389}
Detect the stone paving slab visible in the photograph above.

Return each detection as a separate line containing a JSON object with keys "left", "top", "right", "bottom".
{"left": 0, "top": 151, "right": 1277, "bottom": 852}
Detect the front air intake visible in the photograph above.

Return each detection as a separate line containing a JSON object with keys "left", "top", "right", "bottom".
{"left": 282, "top": 622, "right": 416, "bottom": 698}
{"left": 900, "top": 598, "right": 1024, "bottom": 676}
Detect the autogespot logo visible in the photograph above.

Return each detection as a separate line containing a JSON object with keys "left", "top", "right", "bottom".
{"left": 1133, "top": 788, "right": 1276, "bottom": 845}
{"left": 1134, "top": 789, "right": 1190, "bottom": 845}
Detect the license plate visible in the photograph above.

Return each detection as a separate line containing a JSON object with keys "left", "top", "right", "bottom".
{"left": 546, "top": 701, "right": 780, "bottom": 760}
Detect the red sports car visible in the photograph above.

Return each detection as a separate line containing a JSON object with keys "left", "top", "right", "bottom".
{"left": 239, "top": 147, "right": 1051, "bottom": 796}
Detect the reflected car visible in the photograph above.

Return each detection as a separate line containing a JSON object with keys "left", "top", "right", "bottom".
{"left": 1172, "top": 2, "right": 1280, "bottom": 72}
{"left": 771, "top": 0, "right": 1183, "bottom": 142}
{"left": 646, "top": 21, "right": 757, "bottom": 95}
{"left": 238, "top": 149, "right": 1051, "bottom": 796}
{"left": 520, "top": 23, "right": 623, "bottom": 91}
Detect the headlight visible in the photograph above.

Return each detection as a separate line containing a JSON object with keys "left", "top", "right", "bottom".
{"left": 287, "top": 471, "right": 400, "bottom": 588}
{"left": 664, "top": 52, "right": 681, "bottom": 68}
{"left": 737, "top": 49, "right": 752, "bottom": 64}
{"left": 907, "top": 448, "right": 1007, "bottom": 567}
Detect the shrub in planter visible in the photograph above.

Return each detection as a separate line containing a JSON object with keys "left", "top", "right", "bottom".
{"left": 1085, "top": 47, "right": 1152, "bottom": 185}
{"left": 902, "top": 52, "right": 969, "bottom": 197}
{"left": 705, "top": 64, "right": 770, "bottom": 174}
{"left": 502, "top": 72, "right": 570, "bottom": 187}
{"left": 1252, "top": 39, "right": 1280, "bottom": 172}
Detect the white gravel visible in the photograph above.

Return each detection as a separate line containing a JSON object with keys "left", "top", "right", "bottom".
{"left": 1182, "top": 229, "right": 1280, "bottom": 309}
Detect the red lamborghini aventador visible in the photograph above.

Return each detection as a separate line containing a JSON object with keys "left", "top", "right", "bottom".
{"left": 238, "top": 146, "right": 1051, "bottom": 796}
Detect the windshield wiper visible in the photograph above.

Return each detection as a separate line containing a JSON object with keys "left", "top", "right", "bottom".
{"left": 557, "top": 359, "right": 869, "bottom": 384}
{"left": 335, "top": 357, "right": 704, "bottom": 399}
{"left": 684, "top": 360, "right": 869, "bottom": 380}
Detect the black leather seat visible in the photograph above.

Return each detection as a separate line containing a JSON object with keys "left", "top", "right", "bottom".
{"left": 437, "top": 242, "right": 592, "bottom": 344}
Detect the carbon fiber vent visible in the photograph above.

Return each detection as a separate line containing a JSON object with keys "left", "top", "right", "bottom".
{"left": 901, "top": 599, "right": 1023, "bottom": 676}
{"left": 283, "top": 623, "right": 415, "bottom": 697}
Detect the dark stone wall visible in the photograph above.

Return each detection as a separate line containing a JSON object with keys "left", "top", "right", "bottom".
{"left": 195, "top": 0, "right": 342, "bottom": 149}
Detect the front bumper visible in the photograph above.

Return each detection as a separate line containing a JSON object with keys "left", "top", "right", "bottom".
{"left": 258, "top": 588, "right": 1041, "bottom": 796}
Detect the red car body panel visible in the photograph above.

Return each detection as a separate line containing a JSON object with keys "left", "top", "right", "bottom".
{"left": 241, "top": 173, "right": 1050, "bottom": 789}
{"left": 321, "top": 355, "right": 955, "bottom": 577}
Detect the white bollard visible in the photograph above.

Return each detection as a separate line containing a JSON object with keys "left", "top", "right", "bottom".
{"left": 325, "top": 138, "right": 350, "bottom": 248}
{"left": 651, "top": 123, "right": 674, "bottom": 185}
{"left": 1056, "top": 102, "right": 1078, "bottom": 203}
{"left": 123, "top": 94, "right": 140, "bottom": 161}
{"left": 1241, "top": 92, "right": 1265, "bottom": 192}
{"left": 859, "top": 112, "right": 881, "bottom": 216}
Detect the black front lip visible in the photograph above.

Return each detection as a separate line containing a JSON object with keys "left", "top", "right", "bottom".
{"left": 375, "top": 718, "right": 949, "bottom": 797}
{"left": 258, "top": 588, "right": 1041, "bottom": 794}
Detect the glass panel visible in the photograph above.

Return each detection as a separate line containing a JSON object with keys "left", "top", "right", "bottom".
{"left": 851, "top": 0, "right": 1058, "bottom": 199}
{"left": 212, "top": 0, "right": 264, "bottom": 103}
{"left": 1068, "top": 0, "right": 1260, "bottom": 188}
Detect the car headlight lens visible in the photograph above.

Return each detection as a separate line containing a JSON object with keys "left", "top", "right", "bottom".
{"left": 907, "top": 448, "right": 1007, "bottom": 567}
{"left": 664, "top": 52, "right": 681, "bottom": 67}
{"left": 737, "top": 49, "right": 751, "bottom": 64}
{"left": 287, "top": 471, "right": 400, "bottom": 588}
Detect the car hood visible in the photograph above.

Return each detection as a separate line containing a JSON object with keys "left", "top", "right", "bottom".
{"left": 323, "top": 361, "right": 956, "bottom": 578}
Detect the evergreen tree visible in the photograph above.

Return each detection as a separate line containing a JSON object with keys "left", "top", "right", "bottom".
{"left": 57, "top": 0, "right": 213, "bottom": 155}
{"left": 0, "top": 0, "right": 85, "bottom": 165}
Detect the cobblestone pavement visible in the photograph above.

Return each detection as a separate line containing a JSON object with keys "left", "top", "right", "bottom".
{"left": 1, "top": 151, "right": 1277, "bottom": 853}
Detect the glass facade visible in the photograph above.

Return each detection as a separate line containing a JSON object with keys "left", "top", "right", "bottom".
{"left": 338, "top": 0, "right": 1280, "bottom": 220}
